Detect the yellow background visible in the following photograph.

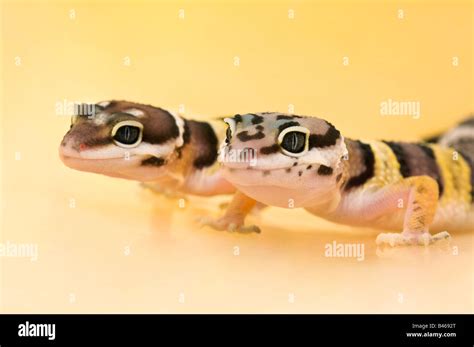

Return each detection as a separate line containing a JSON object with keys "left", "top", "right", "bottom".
{"left": 1, "top": 0, "right": 472, "bottom": 313}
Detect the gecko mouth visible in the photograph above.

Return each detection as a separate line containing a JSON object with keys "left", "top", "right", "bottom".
{"left": 219, "top": 149, "right": 315, "bottom": 172}
{"left": 59, "top": 153, "right": 141, "bottom": 173}
{"left": 60, "top": 153, "right": 137, "bottom": 161}
{"left": 222, "top": 163, "right": 312, "bottom": 172}
{"left": 59, "top": 152, "right": 168, "bottom": 182}
{"left": 221, "top": 162, "right": 336, "bottom": 191}
{"left": 222, "top": 165, "right": 304, "bottom": 187}
{"left": 58, "top": 145, "right": 142, "bottom": 171}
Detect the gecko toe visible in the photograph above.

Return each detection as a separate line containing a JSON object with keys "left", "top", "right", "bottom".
{"left": 431, "top": 231, "right": 451, "bottom": 243}
{"left": 376, "top": 233, "right": 406, "bottom": 246}
{"left": 236, "top": 225, "right": 261, "bottom": 234}
{"left": 377, "top": 231, "right": 452, "bottom": 247}
{"left": 197, "top": 216, "right": 260, "bottom": 234}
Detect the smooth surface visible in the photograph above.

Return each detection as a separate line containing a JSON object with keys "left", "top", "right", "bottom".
{"left": 1, "top": 0, "right": 472, "bottom": 313}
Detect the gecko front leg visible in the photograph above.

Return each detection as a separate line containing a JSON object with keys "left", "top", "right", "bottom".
{"left": 199, "top": 191, "right": 261, "bottom": 233}
{"left": 373, "top": 176, "right": 451, "bottom": 246}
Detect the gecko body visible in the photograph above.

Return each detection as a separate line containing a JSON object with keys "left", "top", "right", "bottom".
{"left": 208, "top": 113, "right": 474, "bottom": 245}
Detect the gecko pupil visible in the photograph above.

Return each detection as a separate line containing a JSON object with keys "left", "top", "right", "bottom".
{"left": 114, "top": 125, "right": 140, "bottom": 145}
{"left": 281, "top": 131, "right": 306, "bottom": 153}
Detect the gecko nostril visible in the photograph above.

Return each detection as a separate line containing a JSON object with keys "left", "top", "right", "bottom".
{"left": 79, "top": 143, "right": 87, "bottom": 151}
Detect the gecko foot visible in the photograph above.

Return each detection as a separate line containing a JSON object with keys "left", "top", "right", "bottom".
{"left": 197, "top": 216, "right": 261, "bottom": 234}
{"left": 140, "top": 183, "right": 187, "bottom": 200}
{"left": 376, "top": 231, "right": 451, "bottom": 247}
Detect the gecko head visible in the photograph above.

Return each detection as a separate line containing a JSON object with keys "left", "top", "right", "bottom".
{"left": 59, "top": 100, "right": 187, "bottom": 181}
{"left": 218, "top": 112, "right": 348, "bottom": 207}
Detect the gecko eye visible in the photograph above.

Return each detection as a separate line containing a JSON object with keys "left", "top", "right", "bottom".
{"left": 224, "top": 117, "right": 236, "bottom": 144}
{"left": 112, "top": 121, "right": 143, "bottom": 148}
{"left": 281, "top": 132, "right": 306, "bottom": 152}
{"left": 278, "top": 126, "right": 310, "bottom": 157}
{"left": 115, "top": 126, "right": 140, "bottom": 144}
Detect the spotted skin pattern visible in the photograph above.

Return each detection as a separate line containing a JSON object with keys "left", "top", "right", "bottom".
{"left": 210, "top": 112, "right": 473, "bottom": 246}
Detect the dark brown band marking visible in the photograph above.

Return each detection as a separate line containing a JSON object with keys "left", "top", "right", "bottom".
{"left": 383, "top": 141, "right": 410, "bottom": 177}
{"left": 308, "top": 122, "right": 340, "bottom": 149}
{"left": 418, "top": 144, "right": 436, "bottom": 159}
{"left": 182, "top": 119, "right": 191, "bottom": 145}
{"left": 383, "top": 141, "right": 444, "bottom": 196}
{"left": 344, "top": 141, "right": 375, "bottom": 190}
{"left": 458, "top": 150, "right": 474, "bottom": 201}
{"left": 187, "top": 120, "right": 218, "bottom": 169}
{"left": 418, "top": 144, "right": 443, "bottom": 195}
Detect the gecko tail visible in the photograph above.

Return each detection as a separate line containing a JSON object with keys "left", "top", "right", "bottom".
{"left": 425, "top": 114, "right": 474, "bottom": 162}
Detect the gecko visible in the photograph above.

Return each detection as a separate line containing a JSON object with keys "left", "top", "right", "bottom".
{"left": 201, "top": 112, "right": 474, "bottom": 246}
{"left": 59, "top": 100, "right": 235, "bottom": 197}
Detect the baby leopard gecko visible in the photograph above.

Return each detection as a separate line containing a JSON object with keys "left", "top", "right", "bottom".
{"left": 59, "top": 100, "right": 235, "bottom": 196}
{"left": 201, "top": 113, "right": 474, "bottom": 246}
